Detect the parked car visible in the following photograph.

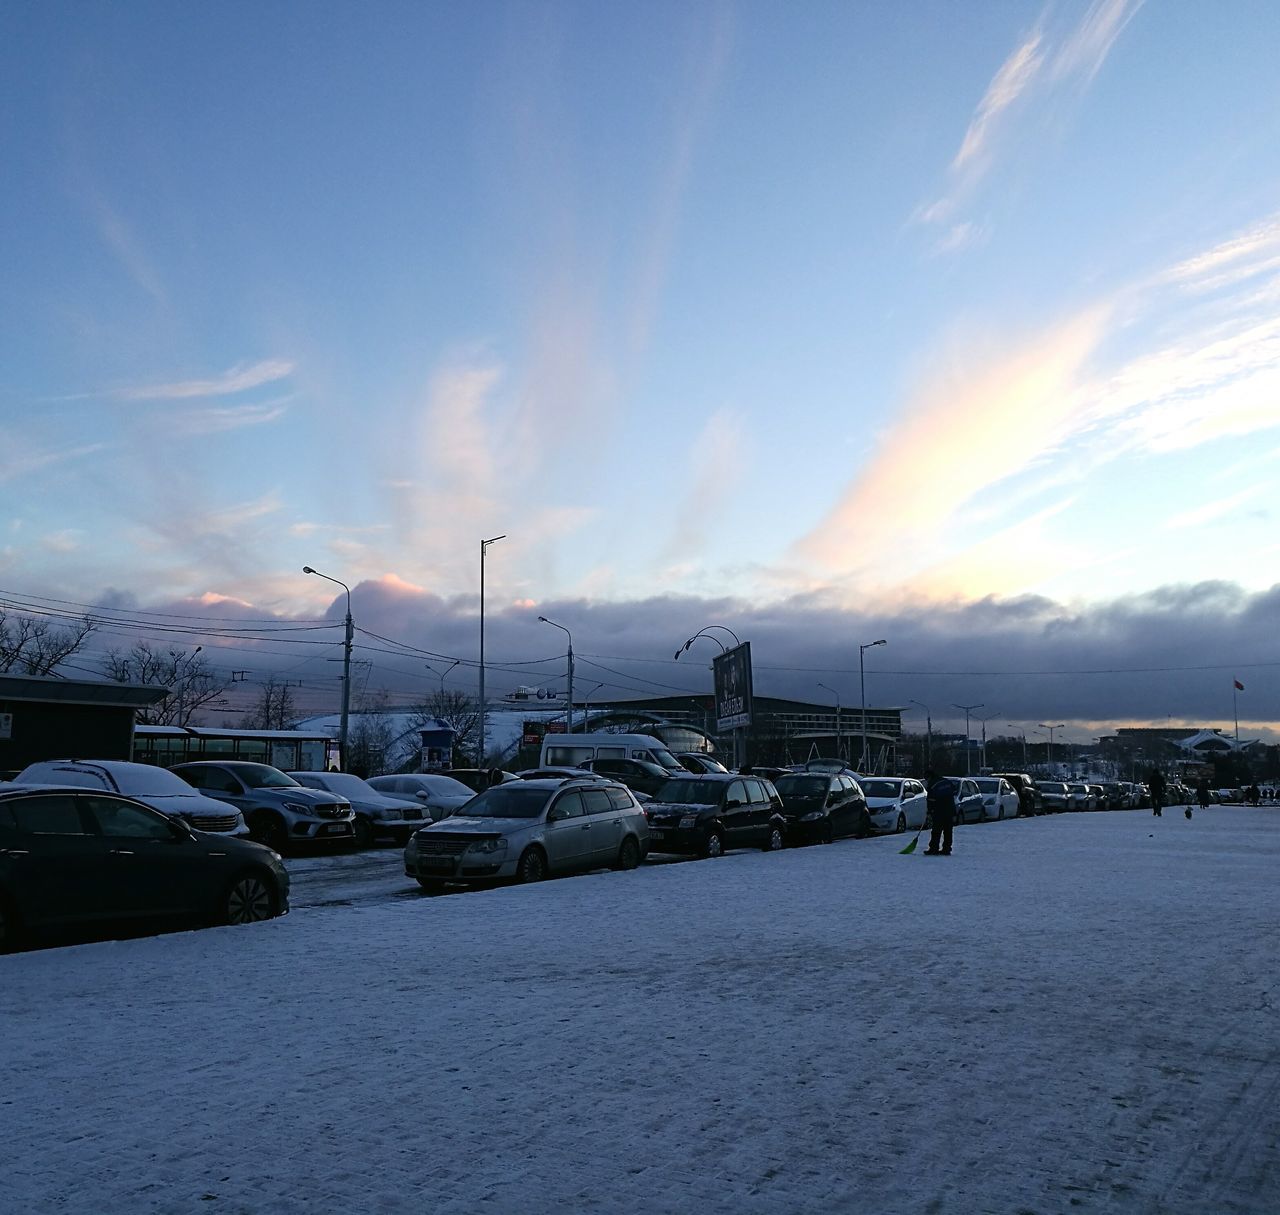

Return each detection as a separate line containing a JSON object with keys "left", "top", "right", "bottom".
{"left": 1093, "top": 782, "right": 1127, "bottom": 811}
{"left": 403, "top": 776, "right": 648, "bottom": 889}
{"left": 1035, "top": 781, "right": 1070, "bottom": 812}
{"left": 170, "top": 761, "right": 354, "bottom": 853}
{"left": 991, "top": 772, "right": 1043, "bottom": 816}
{"left": 942, "top": 777, "right": 987, "bottom": 825}
{"left": 514, "top": 767, "right": 597, "bottom": 781}
{"left": 676, "top": 752, "right": 729, "bottom": 774}
{"left": 804, "top": 758, "right": 863, "bottom": 778}
{"left": 581, "top": 756, "right": 672, "bottom": 798}
{"left": 971, "top": 776, "right": 1020, "bottom": 821}
{"left": 365, "top": 773, "right": 475, "bottom": 821}
{"left": 644, "top": 774, "right": 787, "bottom": 858}
{"left": 858, "top": 777, "right": 928, "bottom": 835}
{"left": 287, "top": 771, "right": 426, "bottom": 847}
{"left": 0, "top": 785, "right": 288, "bottom": 950}
{"left": 11, "top": 759, "right": 248, "bottom": 837}
{"left": 773, "top": 771, "right": 870, "bottom": 844}
{"left": 738, "top": 764, "right": 790, "bottom": 783}
{"left": 1065, "top": 783, "right": 1093, "bottom": 812}
{"left": 539, "top": 733, "right": 684, "bottom": 774}
{"left": 444, "top": 768, "right": 521, "bottom": 793}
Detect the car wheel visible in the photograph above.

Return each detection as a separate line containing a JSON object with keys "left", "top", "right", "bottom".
{"left": 702, "top": 830, "right": 724, "bottom": 859}
{"left": 516, "top": 847, "right": 547, "bottom": 883}
{"left": 224, "top": 872, "right": 277, "bottom": 925}
{"left": 353, "top": 816, "right": 375, "bottom": 849}
{"left": 896, "top": 812, "right": 906, "bottom": 834}
{"left": 761, "top": 824, "right": 785, "bottom": 852}
{"left": 616, "top": 835, "right": 641, "bottom": 871}
{"left": 249, "top": 811, "right": 287, "bottom": 853}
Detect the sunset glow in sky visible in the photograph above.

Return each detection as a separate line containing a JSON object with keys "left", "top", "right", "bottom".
{"left": 3, "top": 3, "right": 1278, "bottom": 655}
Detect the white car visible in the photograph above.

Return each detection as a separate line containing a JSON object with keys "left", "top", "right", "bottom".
{"left": 972, "top": 776, "right": 1020, "bottom": 821}
{"left": 859, "top": 777, "right": 928, "bottom": 834}
{"left": 366, "top": 773, "right": 476, "bottom": 821}
{"left": 11, "top": 759, "right": 249, "bottom": 836}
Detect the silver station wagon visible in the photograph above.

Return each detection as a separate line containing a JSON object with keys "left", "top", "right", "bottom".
{"left": 403, "top": 776, "right": 649, "bottom": 889}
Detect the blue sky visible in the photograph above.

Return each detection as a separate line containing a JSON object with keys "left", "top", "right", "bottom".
{"left": 2, "top": 1, "right": 1278, "bottom": 726}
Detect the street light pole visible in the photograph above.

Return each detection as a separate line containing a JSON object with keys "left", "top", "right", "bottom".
{"left": 1038, "top": 722, "right": 1066, "bottom": 772}
{"left": 303, "top": 566, "right": 352, "bottom": 767}
{"left": 676, "top": 625, "right": 738, "bottom": 764}
{"left": 425, "top": 658, "right": 459, "bottom": 699}
{"left": 538, "top": 616, "right": 574, "bottom": 735}
{"left": 976, "top": 711, "right": 1000, "bottom": 772}
{"left": 1007, "top": 724, "right": 1028, "bottom": 769}
{"left": 951, "top": 701, "right": 984, "bottom": 776}
{"left": 818, "top": 682, "right": 842, "bottom": 762}
{"left": 583, "top": 681, "right": 605, "bottom": 720}
{"left": 909, "top": 699, "right": 932, "bottom": 768}
{"left": 859, "top": 639, "right": 887, "bottom": 773}
{"left": 478, "top": 535, "right": 506, "bottom": 766}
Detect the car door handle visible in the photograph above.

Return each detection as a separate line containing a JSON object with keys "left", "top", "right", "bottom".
{"left": 0, "top": 848, "right": 30, "bottom": 857}
{"left": 580, "top": 824, "right": 592, "bottom": 831}
{"left": 110, "top": 848, "right": 135, "bottom": 856}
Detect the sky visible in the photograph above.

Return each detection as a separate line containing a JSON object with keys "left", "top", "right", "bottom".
{"left": 2, "top": 1, "right": 1278, "bottom": 736}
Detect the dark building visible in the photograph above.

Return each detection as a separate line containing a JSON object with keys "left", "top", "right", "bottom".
{"left": 0, "top": 674, "right": 168, "bottom": 776}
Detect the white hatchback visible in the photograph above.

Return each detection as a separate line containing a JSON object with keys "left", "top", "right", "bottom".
{"left": 971, "top": 776, "right": 1020, "bottom": 821}
{"left": 860, "top": 777, "right": 928, "bottom": 834}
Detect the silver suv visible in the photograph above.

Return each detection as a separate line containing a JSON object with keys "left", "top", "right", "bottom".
{"left": 404, "top": 776, "right": 649, "bottom": 890}
{"left": 170, "top": 761, "right": 355, "bottom": 852}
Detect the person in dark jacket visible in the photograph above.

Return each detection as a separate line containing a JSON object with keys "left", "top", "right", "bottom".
{"left": 1149, "top": 767, "right": 1166, "bottom": 817}
{"left": 1196, "top": 778, "right": 1212, "bottom": 810}
{"left": 924, "top": 770, "right": 957, "bottom": 856}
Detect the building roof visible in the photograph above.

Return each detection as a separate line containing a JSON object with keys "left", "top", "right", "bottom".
{"left": 0, "top": 672, "right": 169, "bottom": 709}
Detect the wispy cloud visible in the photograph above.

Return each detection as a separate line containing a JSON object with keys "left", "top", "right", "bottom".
{"left": 919, "top": 1, "right": 1143, "bottom": 243}
{"left": 115, "top": 359, "right": 295, "bottom": 401}
{"left": 0, "top": 441, "right": 110, "bottom": 485}
{"left": 1166, "top": 484, "right": 1268, "bottom": 530}
{"left": 167, "top": 399, "right": 292, "bottom": 436}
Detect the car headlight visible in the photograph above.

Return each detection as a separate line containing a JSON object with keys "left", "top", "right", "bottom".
{"left": 405, "top": 837, "right": 419, "bottom": 856}
{"left": 799, "top": 811, "right": 825, "bottom": 821}
{"left": 282, "top": 801, "right": 314, "bottom": 816}
{"left": 379, "top": 809, "right": 401, "bottom": 821}
{"left": 679, "top": 814, "right": 699, "bottom": 829}
{"left": 468, "top": 837, "right": 507, "bottom": 855}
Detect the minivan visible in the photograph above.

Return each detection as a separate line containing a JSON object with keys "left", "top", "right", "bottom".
{"left": 539, "top": 733, "right": 685, "bottom": 775}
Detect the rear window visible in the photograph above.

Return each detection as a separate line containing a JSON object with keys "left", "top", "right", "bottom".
{"left": 8, "top": 794, "right": 86, "bottom": 834}
{"left": 774, "top": 775, "right": 829, "bottom": 797}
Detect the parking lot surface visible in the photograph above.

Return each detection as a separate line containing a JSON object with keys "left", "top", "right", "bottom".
{"left": 3, "top": 807, "right": 1277, "bottom": 1213}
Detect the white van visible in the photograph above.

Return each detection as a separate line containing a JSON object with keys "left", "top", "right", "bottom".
{"left": 539, "top": 733, "right": 685, "bottom": 775}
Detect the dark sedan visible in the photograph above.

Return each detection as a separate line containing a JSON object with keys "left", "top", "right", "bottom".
{"left": 0, "top": 786, "right": 289, "bottom": 951}
{"left": 772, "top": 772, "right": 870, "bottom": 844}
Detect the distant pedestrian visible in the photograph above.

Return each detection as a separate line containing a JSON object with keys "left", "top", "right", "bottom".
{"left": 923, "top": 770, "right": 958, "bottom": 856}
{"left": 1197, "top": 778, "right": 1211, "bottom": 811}
{"left": 1149, "top": 768, "right": 1166, "bottom": 818}
{"left": 1246, "top": 783, "right": 1261, "bottom": 807}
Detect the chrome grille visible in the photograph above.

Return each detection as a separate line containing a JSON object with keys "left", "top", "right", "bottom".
{"left": 417, "top": 837, "right": 470, "bottom": 856}
{"left": 316, "top": 802, "right": 351, "bottom": 818}
{"left": 189, "top": 814, "right": 241, "bottom": 834}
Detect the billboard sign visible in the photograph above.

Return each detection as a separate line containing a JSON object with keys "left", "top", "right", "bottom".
{"left": 713, "top": 642, "right": 753, "bottom": 732}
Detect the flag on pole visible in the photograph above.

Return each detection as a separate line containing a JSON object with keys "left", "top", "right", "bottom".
{"left": 1234, "top": 679, "right": 1245, "bottom": 691}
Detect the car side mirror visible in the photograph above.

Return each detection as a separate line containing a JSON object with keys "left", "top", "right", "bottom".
{"left": 168, "top": 817, "right": 195, "bottom": 841}
{"left": 415, "top": 790, "right": 431, "bottom": 801}
{"left": 547, "top": 807, "right": 567, "bottom": 823}
{"left": 725, "top": 798, "right": 742, "bottom": 809}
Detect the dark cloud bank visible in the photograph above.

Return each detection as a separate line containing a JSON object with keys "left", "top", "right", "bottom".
{"left": 205, "top": 578, "right": 1278, "bottom": 738}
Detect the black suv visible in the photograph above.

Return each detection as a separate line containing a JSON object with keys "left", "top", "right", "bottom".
{"left": 582, "top": 757, "right": 671, "bottom": 798}
{"left": 772, "top": 771, "right": 870, "bottom": 844}
{"left": 644, "top": 774, "right": 787, "bottom": 858}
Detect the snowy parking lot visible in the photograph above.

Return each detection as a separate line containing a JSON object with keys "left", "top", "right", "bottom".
{"left": 3, "top": 806, "right": 1278, "bottom": 1214}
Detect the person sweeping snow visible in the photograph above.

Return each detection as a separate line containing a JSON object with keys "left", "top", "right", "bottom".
{"left": 923, "top": 771, "right": 958, "bottom": 856}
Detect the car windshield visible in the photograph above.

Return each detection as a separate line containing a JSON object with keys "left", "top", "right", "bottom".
{"left": 774, "top": 775, "right": 829, "bottom": 797}
{"left": 459, "top": 785, "right": 552, "bottom": 818}
{"left": 102, "top": 766, "right": 198, "bottom": 795}
{"left": 298, "top": 772, "right": 373, "bottom": 797}
{"left": 973, "top": 779, "right": 1001, "bottom": 792}
{"left": 419, "top": 775, "right": 474, "bottom": 797}
{"left": 226, "top": 763, "right": 300, "bottom": 789}
{"left": 653, "top": 778, "right": 721, "bottom": 805}
{"left": 860, "top": 780, "right": 902, "bottom": 798}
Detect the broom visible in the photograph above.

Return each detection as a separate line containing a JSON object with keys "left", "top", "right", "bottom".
{"left": 900, "top": 812, "right": 928, "bottom": 854}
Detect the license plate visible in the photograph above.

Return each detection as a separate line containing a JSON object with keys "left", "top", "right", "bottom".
{"left": 649, "top": 828, "right": 665, "bottom": 838}
{"left": 420, "top": 858, "right": 454, "bottom": 871}
{"left": 324, "top": 824, "right": 350, "bottom": 835}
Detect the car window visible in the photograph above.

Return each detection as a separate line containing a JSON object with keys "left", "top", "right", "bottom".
{"left": 592, "top": 760, "right": 623, "bottom": 774}
{"left": 82, "top": 797, "right": 174, "bottom": 840}
{"left": 726, "top": 780, "right": 749, "bottom": 805}
{"left": 551, "top": 791, "right": 585, "bottom": 819}
{"left": 22, "top": 766, "right": 110, "bottom": 790}
{"left": 187, "top": 767, "right": 240, "bottom": 795}
{"left": 8, "top": 794, "right": 87, "bottom": 834}
{"left": 581, "top": 788, "right": 614, "bottom": 815}
{"left": 605, "top": 787, "right": 635, "bottom": 811}
{"left": 742, "top": 779, "right": 766, "bottom": 803}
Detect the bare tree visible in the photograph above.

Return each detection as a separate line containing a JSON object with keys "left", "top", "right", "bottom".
{"left": 345, "top": 689, "right": 399, "bottom": 777}
{"left": 410, "top": 689, "right": 479, "bottom": 764}
{"left": 240, "top": 677, "right": 298, "bottom": 731}
{"left": 0, "top": 610, "right": 95, "bottom": 676}
{"left": 102, "top": 642, "right": 226, "bottom": 726}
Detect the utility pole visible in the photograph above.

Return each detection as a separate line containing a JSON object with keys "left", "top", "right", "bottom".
{"left": 859, "top": 639, "right": 887, "bottom": 772}
{"left": 303, "top": 567, "right": 352, "bottom": 767}
{"left": 910, "top": 699, "right": 932, "bottom": 769}
{"left": 952, "top": 702, "right": 984, "bottom": 776}
{"left": 478, "top": 535, "right": 506, "bottom": 766}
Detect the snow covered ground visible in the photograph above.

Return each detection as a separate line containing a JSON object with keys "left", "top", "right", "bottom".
{"left": 3, "top": 806, "right": 1278, "bottom": 1214}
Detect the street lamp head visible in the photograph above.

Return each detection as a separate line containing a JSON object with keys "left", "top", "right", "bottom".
{"left": 537, "top": 615, "right": 548, "bottom": 623}
{"left": 872, "top": 638, "right": 887, "bottom": 647}
{"left": 302, "top": 566, "right": 315, "bottom": 575}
